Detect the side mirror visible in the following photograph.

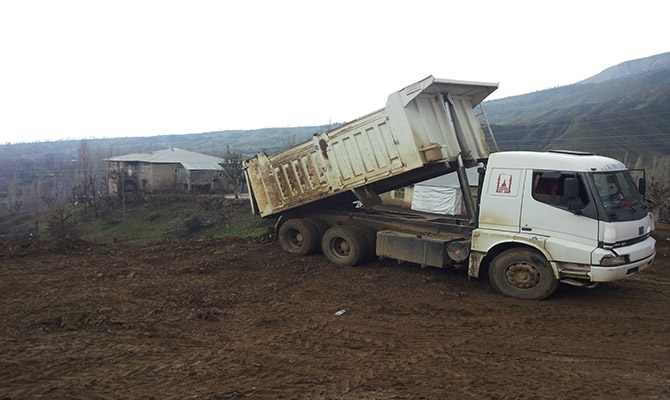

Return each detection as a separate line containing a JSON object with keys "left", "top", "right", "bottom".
{"left": 564, "top": 177, "right": 579, "bottom": 199}
{"left": 638, "top": 177, "right": 646, "bottom": 195}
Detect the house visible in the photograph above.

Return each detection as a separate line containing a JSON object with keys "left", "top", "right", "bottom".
{"left": 106, "top": 148, "right": 225, "bottom": 196}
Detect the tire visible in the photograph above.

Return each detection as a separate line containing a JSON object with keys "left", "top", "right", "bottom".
{"left": 489, "top": 248, "right": 558, "bottom": 300}
{"left": 278, "top": 218, "right": 320, "bottom": 255}
{"left": 321, "top": 225, "right": 368, "bottom": 266}
{"left": 305, "top": 218, "right": 329, "bottom": 239}
{"left": 353, "top": 226, "right": 377, "bottom": 262}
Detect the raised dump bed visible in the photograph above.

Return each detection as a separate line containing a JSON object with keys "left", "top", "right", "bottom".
{"left": 244, "top": 76, "right": 498, "bottom": 217}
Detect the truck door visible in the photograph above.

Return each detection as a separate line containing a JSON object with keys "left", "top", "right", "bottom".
{"left": 519, "top": 170, "right": 598, "bottom": 265}
{"left": 478, "top": 167, "right": 525, "bottom": 233}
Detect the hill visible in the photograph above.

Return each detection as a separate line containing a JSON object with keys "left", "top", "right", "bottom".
{"left": 2, "top": 52, "right": 670, "bottom": 221}
{"left": 3, "top": 53, "right": 669, "bottom": 170}
{"left": 0, "top": 124, "right": 333, "bottom": 163}
{"left": 3, "top": 52, "right": 669, "bottom": 166}
{"left": 483, "top": 52, "right": 670, "bottom": 161}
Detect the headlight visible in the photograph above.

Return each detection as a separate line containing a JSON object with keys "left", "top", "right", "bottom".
{"left": 603, "top": 223, "right": 616, "bottom": 248}
{"left": 600, "top": 255, "right": 627, "bottom": 266}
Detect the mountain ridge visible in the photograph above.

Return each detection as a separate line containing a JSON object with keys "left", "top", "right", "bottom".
{"left": 577, "top": 52, "right": 670, "bottom": 85}
{"left": 2, "top": 52, "right": 669, "bottom": 166}
{"left": 482, "top": 51, "right": 670, "bottom": 161}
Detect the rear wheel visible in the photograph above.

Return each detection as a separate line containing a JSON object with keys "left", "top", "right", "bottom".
{"left": 489, "top": 248, "right": 558, "bottom": 300}
{"left": 305, "top": 218, "right": 329, "bottom": 239}
{"left": 321, "top": 226, "right": 368, "bottom": 266}
{"left": 278, "top": 218, "right": 320, "bottom": 255}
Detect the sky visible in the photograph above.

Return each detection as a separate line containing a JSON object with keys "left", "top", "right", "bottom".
{"left": 0, "top": 0, "right": 667, "bottom": 144}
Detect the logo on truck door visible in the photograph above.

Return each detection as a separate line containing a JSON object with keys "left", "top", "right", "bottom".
{"left": 496, "top": 174, "right": 513, "bottom": 194}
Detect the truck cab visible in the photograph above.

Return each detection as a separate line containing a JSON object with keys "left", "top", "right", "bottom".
{"left": 470, "top": 151, "right": 655, "bottom": 299}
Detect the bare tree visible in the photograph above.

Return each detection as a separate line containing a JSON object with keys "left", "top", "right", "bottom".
{"left": 644, "top": 154, "right": 670, "bottom": 222}
{"left": 646, "top": 176, "right": 670, "bottom": 222}
{"left": 39, "top": 192, "right": 74, "bottom": 238}
{"left": 26, "top": 178, "right": 43, "bottom": 236}
{"left": 41, "top": 192, "right": 59, "bottom": 210}
{"left": 222, "top": 145, "right": 244, "bottom": 199}
{"left": 9, "top": 199, "right": 23, "bottom": 215}
{"left": 46, "top": 204, "right": 75, "bottom": 239}
{"left": 7, "top": 169, "right": 22, "bottom": 215}
{"left": 283, "top": 133, "right": 297, "bottom": 150}
{"left": 73, "top": 139, "right": 102, "bottom": 219}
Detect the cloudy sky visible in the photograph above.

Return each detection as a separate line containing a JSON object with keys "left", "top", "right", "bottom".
{"left": 0, "top": 0, "right": 667, "bottom": 144}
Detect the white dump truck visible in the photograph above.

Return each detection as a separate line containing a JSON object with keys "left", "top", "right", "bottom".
{"left": 243, "top": 76, "right": 655, "bottom": 299}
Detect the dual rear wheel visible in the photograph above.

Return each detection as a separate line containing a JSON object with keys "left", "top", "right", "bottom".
{"left": 277, "top": 218, "right": 320, "bottom": 255}
{"left": 321, "top": 225, "right": 374, "bottom": 266}
{"left": 278, "top": 219, "right": 374, "bottom": 266}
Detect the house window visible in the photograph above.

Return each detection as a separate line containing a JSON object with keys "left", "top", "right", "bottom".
{"left": 393, "top": 188, "right": 406, "bottom": 199}
{"left": 174, "top": 167, "right": 183, "bottom": 174}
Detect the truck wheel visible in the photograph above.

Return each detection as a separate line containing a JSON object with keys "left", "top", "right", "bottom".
{"left": 321, "top": 226, "right": 367, "bottom": 266}
{"left": 278, "top": 218, "right": 320, "bottom": 255}
{"left": 305, "top": 218, "right": 329, "bottom": 239}
{"left": 489, "top": 248, "right": 558, "bottom": 300}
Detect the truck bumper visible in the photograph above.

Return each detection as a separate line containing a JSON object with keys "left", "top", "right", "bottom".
{"left": 589, "top": 252, "right": 655, "bottom": 282}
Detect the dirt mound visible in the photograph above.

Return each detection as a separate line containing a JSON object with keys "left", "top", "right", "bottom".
{"left": 1, "top": 233, "right": 669, "bottom": 399}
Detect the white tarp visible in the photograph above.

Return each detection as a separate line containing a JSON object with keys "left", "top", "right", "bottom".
{"left": 411, "top": 185, "right": 462, "bottom": 215}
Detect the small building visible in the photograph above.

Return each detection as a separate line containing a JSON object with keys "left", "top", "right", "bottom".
{"left": 106, "top": 148, "right": 225, "bottom": 197}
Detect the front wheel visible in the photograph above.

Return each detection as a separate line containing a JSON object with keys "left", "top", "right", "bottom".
{"left": 489, "top": 248, "right": 558, "bottom": 300}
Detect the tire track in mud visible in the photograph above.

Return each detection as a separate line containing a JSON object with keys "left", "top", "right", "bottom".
{"left": 1, "top": 235, "right": 669, "bottom": 399}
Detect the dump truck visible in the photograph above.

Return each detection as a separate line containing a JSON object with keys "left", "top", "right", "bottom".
{"left": 243, "top": 76, "right": 655, "bottom": 300}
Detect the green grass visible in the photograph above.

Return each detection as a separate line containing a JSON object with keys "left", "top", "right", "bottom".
{"left": 1, "top": 196, "right": 274, "bottom": 245}
{"left": 205, "top": 219, "right": 270, "bottom": 239}
{"left": 72, "top": 197, "right": 272, "bottom": 245}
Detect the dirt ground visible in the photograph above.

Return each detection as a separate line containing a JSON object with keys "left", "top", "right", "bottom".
{"left": 1, "top": 230, "right": 669, "bottom": 400}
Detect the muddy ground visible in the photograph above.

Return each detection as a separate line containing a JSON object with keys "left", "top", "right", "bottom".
{"left": 1, "top": 230, "right": 669, "bottom": 399}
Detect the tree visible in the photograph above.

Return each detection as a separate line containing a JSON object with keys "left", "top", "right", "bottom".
{"left": 40, "top": 192, "right": 74, "bottom": 239}
{"left": 283, "top": 133, "right": 297, "bottom": 150}
{"left": 222, "top": 145, "right": 244, "bottom": 199}
{"left": 46, "top": 204, "right": 75, "bottom": 239}
{"left": 644, "top": 154, "right": 670, "bottom": 222}
{"left": 9, "top": 199, "right": 23, "bottom": 215}
{"left": 26, "top": 178, "right": 43, "bottom": 236}
{"left": 73, "top": 139, "right": 102, "bottom": 219}
{"left": 41, "top": 192, "right": 59, "bottom": 210}
{"left": 7, "top": 167, "right": 24, "bottom": 216}
{"left": 646, "top": 176, "right": 670, "bottom": 222}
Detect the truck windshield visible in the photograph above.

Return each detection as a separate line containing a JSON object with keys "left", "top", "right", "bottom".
{"left": 592, "top": 171, "right": 645, "bottom": 221}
